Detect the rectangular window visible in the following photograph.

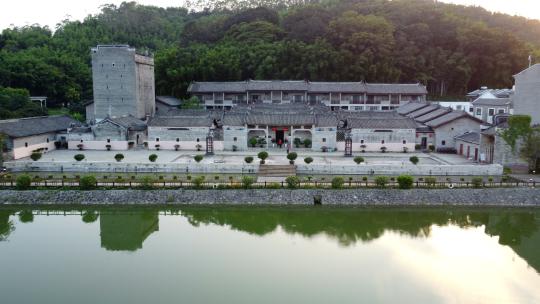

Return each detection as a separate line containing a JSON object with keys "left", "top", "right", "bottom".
{"left": 107, "top": 139, "right": 110, "bottom": 143}
{"left": 156, "top": 138, "right": 160, "bottom": 142}
{"left": 488, "top": 108, "right": 495, "bottom": 116}
{"left": 498, "top": 109, "right": 505, "bottom": 114}
{"left": 476, "top": 108, "right": 482, "bottom": 116}
{"left": 322, "top": 138, "right": 326, "bottom": 143}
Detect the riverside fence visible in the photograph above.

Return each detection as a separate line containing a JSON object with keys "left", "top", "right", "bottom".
{"left": 0, "top": 179, "right": 535, "bottom": 189}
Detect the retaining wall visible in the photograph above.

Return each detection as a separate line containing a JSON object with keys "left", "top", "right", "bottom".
{"left": 0, "top": 188, "right": 538, "bottom": 206}
{"left": 5, "top": 161, "right": 503, "bottom": 176}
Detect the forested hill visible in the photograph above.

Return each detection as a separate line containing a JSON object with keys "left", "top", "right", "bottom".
{"left": 1, "top": 0, "right": 540, "bottom": 118}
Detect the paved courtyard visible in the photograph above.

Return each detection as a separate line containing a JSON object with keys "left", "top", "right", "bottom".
{"left": 17, "top": 149, "right": 476, "bottom": 166}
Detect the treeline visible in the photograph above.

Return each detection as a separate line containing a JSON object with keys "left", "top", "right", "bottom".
{"left": 1, "top": 0, "right": 540, "bottom": 118}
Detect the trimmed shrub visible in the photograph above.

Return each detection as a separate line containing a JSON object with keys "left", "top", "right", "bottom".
{"left": 15, "top": 175, "right": 32, "bottom": 190}
{"left": 287, "top": 152, "right": 298, "bottom": 164}
{"left": 397, "top": 175, "right": 414, "bottom": 189}
{"left": 194, "top": 155, "right": 204, "bottom": 163}
{"left": 19, "top": 210, "right": 34, "bottom": 223}
{"left": 193, "top": 176, "right": 206, "bottom": 188}
{"left": 79, "top": 175, "right": 97, "bottom": 190}
{"left": 331, "top": 177, "right": 345, "bottom": 189}
{"left": 471, "top": 177, "right": 483, "bottom": 188}
{"left": 267, "top": 182, "right": 281, "bottom": 189}
{"left": 249, "top": 137, "right": 258, "bottom": 147}
{"left": 285, "top": 176, "right": 300, "bottom": 189}
{"left": 241, "top": 176, "right": 256, "bottom": 189}
{"left": 304, "top": 157, "right": 313, "bottom": 164}
{"left": 354, "top": 156, "right": 364, "bottom": 164}
{"left": 139, "top": 176, "right": 154, "bottom": 190}
{"left": 374, "top": 176, "right": 388, "bottom": 188}
{"left": 258, "top": 151, "right": 269, "bottom": 164}
{"left": 409, "top": 156, "right": 419, "bottom": 165}
{"left": 30, "top": 152, "right": 42, "bottom": 161}
{"left": 244, "top": 156, "right": 254, "bottom": 164}
{"left": 149, "top": 154, "right": 158, "bottom": 162}
{"left": 74, "top": 154, "right": 85, "bottom": 162}
{"left": 303, "top": 138, "right": 312, "bottom": 148}
{"left": 362, "top": 176, "right": 368, "bottom": 182}
{"left": 114, "top": 154, "right": 124, "bottom": 162}
{"left": 503, "top": 167, "right": 512, "bottom": 175}
{"left": 425, "top": 177, "right": 437, "bottom": 187}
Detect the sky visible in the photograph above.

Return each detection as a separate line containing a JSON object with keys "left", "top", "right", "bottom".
{"left": 0, "top": 0, "right": 539, "bottom": 31}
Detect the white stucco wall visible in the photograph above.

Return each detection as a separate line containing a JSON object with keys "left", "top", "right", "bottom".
{"left": 12, "top": 133, "right": 57, "bottom": 159}
{"left": 68, "top": 140, "right": 129, "bottom": 151}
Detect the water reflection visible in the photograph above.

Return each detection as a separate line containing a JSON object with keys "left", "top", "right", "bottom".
{"left": 0, "top": 207, "right": 538, "bottom": 272}
{"left": 100, "top": 211, "right": 159, "bottom": 251}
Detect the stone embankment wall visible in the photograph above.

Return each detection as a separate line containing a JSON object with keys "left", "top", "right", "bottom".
{"left": 5, "top": 161, "right": 503, "bottom": 176}
{"left": 0, "top": 188, "right": 538, "bottom": 206}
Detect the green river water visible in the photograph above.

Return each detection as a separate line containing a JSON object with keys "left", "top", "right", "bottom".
{"left": 0, "top": 206, "right": 539, "bottom": 304}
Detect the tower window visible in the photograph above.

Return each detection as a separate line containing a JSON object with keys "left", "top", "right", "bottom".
{"left": 25, "top": 142, "right": 28, "bottom": 147}
{"left": 403, "top": 140, "right": 406, "bottom": 144}
{"left": 112, "top": 63, "right": 115, "bottom": 67}
{"left": 442, "top": 140, "right": 446, "bottom": 146}
{"left": 107, "top": 139, "right": 110, "bottom": 143}
{"left": 381, "top": 140, "right": 385, "bottom": 144}
{"left": 360, "top": 139, "right": 364, "bottom": 144}
{"left": 196, "top": 138, "right": 200, "bottom": 142}
{"left": 176, "top": 138, "right": 179, "bottom": 142}
{"left": 156, "top": 138, "right": 160, "bottom": 142}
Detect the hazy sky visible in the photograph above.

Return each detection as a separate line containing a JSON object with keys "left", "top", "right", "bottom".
{"left": 1, "top": 0, "right": 539, "bottom": 31}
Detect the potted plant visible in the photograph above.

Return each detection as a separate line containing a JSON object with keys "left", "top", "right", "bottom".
{"left": 294, "top": 138, "right": 302, "bottom": 148}
{"left": 114, "top": 153, "right": 124, "bottom": 162}
{"left": 321, "top": 146, "right": 328, "bottom": 153}
{"left": 403, "top": 147, "right": 408, "bottom": 153}
{"left": 149, "top": 154, "right": 158, "bottom": 162}
{"left": 174, "top": 144, "right": 180, "bottom": 151}
{"left": 249, "top": 137, "right": 258, "bottom": 148}
{"left": 287, "top": 152, "right": 298, "bottom": 165}
{"left": 196, "top": 144, "right": 202, "bottom": 151}
{"left": 77, "top": 143, "right": 84, "bottom": 150}
{"left": 232, "top": 145, "right": 238, "bottom": 152}
{"left": 303, "top": 138, "right": 312, "bottom": 148}
{"left": 360, "top": 144, "right": 367, "bottom": 153}
{"left": 155, "top": 144, "right": 160, "bottom": 151}
{"left": 106, "top": 144, "right": 112, "bottom": 151}
{"left": 74, "top": 154, "right": 85, "bottom": 162}
{"left": 354, "top": 156, "right": 364, "bottom": 164}
{"left": 258, "top": 151, "right": 269, "bottom": 164}
{"left": 194, "top": 155, "right": 204, "bottom": 163}
{"left": 244, "top": 156, "right": 254, "bottom": 164}
{"left": 380, "top": 146, "right": 387, "bottom": 153}
{"left": 304, "top": 157, "right": 313, "bottom": 164}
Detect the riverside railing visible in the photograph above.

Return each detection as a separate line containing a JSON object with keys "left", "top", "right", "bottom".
{"left": 0, "top": 180, "right": 535, "bottom": 189}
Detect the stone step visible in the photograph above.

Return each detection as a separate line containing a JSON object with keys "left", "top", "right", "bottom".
{"left": 258, "top": 164, "right": 296, "bottom": 177}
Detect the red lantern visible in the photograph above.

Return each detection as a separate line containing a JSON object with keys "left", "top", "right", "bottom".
{"left": 283, "top": 127, "right": 289, "bottom": 131}
{"left": 271, "top": 127, "right": 277, "bottom": 131}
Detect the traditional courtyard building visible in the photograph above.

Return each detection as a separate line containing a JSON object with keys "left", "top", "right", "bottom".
{"left": 187, "top": 80, "right": 427, "bottom": 111}
{"left": 0, "top": 115, "right": 78, "bottom": 160}
{"left": 471, "top": 92, "right": 512, "bottom": 124}
{"left": 67, "top": 115, "right": 147, "bottom": 151}
{"left": 397, "top": 102, "right": 484, "bottom": 153}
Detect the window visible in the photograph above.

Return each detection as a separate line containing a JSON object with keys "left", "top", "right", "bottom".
{"left": 498, "top": 109, "right": 505, "bottom": 114}
{"left": 322, "top": 138, "right": 326, "bottom": 143}
{"left": 381, "top": 140, "right": 385, "bottom": 144}
{"left": 107, "top": 139, "right": 110, "bottom": 143}
{"left": 196, "top": 138, "right": 200, "bottom": 142}
{"left": 233, "top": 137, "right": 237, "bottom": 142}
{"left": 156, "top": 138, "right": 160, "bottom": 142}
{"left": 25, "top": 142, "right": 28, "bottom": 147}
{"left": 488, "top": 108, "right": 495, "bottom": 116}
{"left": 442, "top": 140, "right": 446, "bottom": 146}
{"left": 360, "top": 140, "right": 364, "bottom": 144}
{"left": 476, "top": 108, "right": 482, "bottom": 116}
{"left": 469, "top": 107, "right": 474, "bottom": 113}
{"left": 403, "top": 140, "right": 407, "bottom": 144}
{"left": 176, "top": 138, "right": 179, "bottom": 142}
{"left": 80, "top": 140, "right": 83, "bottom": 143}
{"left": 46, "top": 138, "right": 50, "bottom": 143}
{"left": 112, "top": 63, "right": 115, "bottom": 67}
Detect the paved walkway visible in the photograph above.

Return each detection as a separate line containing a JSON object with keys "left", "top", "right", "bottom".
{"left": 12, "top": 149, "right": 476, "bottom": 166}
{"left": 510, "top": 174, "right": 540, "bottom": 183}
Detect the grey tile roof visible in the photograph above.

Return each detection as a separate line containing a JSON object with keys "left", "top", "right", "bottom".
{"left": 424, "top": 111, "right": 482, "bottom": 128}
{"left": 245, "top": 113, "right": 315, "bottom": 126}
{"left": 308, "top": 82, "right": 365, "bottom": 93}
{"left": 222, "top": 113, "right": 247, "bottom": 126}
{"left": 188, "top": 80, "right": 428, "bottom": 95}
{"left": 365, "top": 83, "right": 427, "bottom": 94}
{"left": 406, "top": 104, "right": 440, "bottom": 118}
{"left": 347, "top": 117, "right": 417, "bottom": 129}
{"left": 454, "top": 132, "right": 480, "bottom": 144}
{"left": 105, "top": 115, "right": 147, "bottom": 131}
{"left": 414, "top": 108, "right": 453, "bottom": 123}
{"left": 396, "top": 102, "right": 430, "bottom": 115}
{"left": 156, "top": 96, "right": 182, "bottom": 107}
{"left": 316, "top": 114, "right": 338, "bottom": 127}
{"left": 472, "top": 98, "right": 511, "bottom": 107}
{"left": 467, "top": 88, "right": 513, "bottom": 98}
{"left": 0, "top": 115, "right": 79, "bottom": 138}
{"left": 147, "top": 116, "right": 213, "bottom": 128}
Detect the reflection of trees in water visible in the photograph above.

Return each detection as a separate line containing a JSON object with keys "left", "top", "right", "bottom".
{"left": 82, "top": 211, "right": 99, "bottom": 223}
{"left": 0, "top": 210, "right": 15, "bottom": 241}
{"left": 18, "top": 210, "right": 34, "bottom": 223}
{"left": 99, "top": 210, "right": 159, "bottom": 252}
{"left": 180, "top": 207, "right": 475, "bottom": 246}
